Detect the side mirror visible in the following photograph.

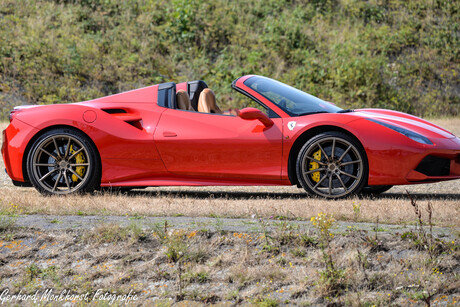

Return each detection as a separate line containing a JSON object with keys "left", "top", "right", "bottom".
{"left": 238, "top": 107, "right": 274, "bottom": 127}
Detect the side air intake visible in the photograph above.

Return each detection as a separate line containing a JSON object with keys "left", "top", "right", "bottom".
{"left": 415, "top": 155, "right": 450, "bottom": 176}
{"left": 101, "top": 108, "right": 143, "bottom": 130}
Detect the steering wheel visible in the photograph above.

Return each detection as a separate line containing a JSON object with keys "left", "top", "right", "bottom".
{"left": 279, "top": 99, "right": 287, "bottom": 109}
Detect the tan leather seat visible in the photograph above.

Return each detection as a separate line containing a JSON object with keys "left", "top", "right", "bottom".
{"left": 176, "top": 90, "right": 194, "bottom": 111}
{"left": 197, "top": 88, "right": 223, "bottom": 114}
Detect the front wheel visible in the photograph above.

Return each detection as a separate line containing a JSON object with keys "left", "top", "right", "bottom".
{"left": 27, "top": 128, "right": 101, "bottom": 195}
{"left": 296, "top": 132, "right": 368, "bottom": 199}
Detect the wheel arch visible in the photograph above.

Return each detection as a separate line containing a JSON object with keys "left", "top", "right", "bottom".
{"left": 287, "top": 125, "right": 368, "bottom": 186}
{"left": 22, "top": 125, "right": 102, "bottom": 185}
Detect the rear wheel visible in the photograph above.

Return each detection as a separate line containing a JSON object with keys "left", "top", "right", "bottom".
{"left": 27, "top": 128, "right": 100, "bottom": 195}
{"left": 296, "top": 132, "right": 368, "bottom": 199}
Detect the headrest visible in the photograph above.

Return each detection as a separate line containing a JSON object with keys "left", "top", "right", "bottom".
{"left": 176, "top": 90, "right": 193, "bottom": 111}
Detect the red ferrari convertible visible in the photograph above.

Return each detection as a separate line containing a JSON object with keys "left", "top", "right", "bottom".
{"left": 2, "top": 75, "right": 460, "bottom": 198}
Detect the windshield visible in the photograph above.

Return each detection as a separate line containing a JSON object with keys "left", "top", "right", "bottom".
{"left": 244, "top": 76, "right": 342, "bottom": 116}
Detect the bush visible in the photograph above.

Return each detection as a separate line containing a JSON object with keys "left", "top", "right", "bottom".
{"left": 0, "top": 0, "right": 458, "bottom": 120}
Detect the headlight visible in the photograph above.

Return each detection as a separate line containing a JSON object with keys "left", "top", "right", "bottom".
{"left": 367, "top": 119, "right": 433, "bottom": 145}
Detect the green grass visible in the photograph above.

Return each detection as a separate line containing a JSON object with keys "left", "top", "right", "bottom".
{"left": 0, "top": 0, "right": 459, "bottom": 120}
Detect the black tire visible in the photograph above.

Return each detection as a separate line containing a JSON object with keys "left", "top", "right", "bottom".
{"left": 27, "top": 128, "right": 101, "bottom": 195}
{"left": 360, "top": 185, "right": 393, "bottom": 195}
{"left": 296, "top": 131, "right": 368, "bottom": 199}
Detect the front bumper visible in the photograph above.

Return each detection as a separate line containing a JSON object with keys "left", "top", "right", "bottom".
{"left": 380, "top": 136, "right": 460, "bottom": 185}
{"left": 348, "top": 120, "right": 460, "bottom": 186}
{"left": 405, "top": 138, "right": 460, "bottom": 183}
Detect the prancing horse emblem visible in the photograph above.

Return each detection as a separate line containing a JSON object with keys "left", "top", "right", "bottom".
{"left": 288, "top": 121, "right": 296, "bottom": 131}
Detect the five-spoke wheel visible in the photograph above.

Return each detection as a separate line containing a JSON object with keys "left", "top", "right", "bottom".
{"left": 27, "top": 128, "right": 100, "bottom": 195}
{"left": 296, "top": 132, "right": 368, "bottom": 198}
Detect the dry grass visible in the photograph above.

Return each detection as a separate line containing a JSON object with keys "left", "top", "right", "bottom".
{"left": 1, "top": 185, "right": 459, "bottom": 227}
{"left": 0, "top": 221, "right": 458, "bottom": 306}
{"left": 428, "top": 117, "right": 460, "bottom": 136}
{"left": 1, "top": 119, "right": 460, "bottom": 226}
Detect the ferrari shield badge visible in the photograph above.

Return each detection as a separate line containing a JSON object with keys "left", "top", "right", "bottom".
{"left": 287, "top": 121, "right": 296, "bottom": 131}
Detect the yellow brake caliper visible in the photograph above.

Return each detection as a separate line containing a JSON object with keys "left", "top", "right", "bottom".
{"left": 308, "top": 149, "right": 322, "bottom": 183}
{"left": 69, "top": 145, "right": 86, "bottom": 182}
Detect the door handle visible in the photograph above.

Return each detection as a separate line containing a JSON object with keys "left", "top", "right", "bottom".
{"left": 163, "top": 131, "right": 177, "bottom": 137}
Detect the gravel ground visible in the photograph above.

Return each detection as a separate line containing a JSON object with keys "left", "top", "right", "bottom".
{"left": 9, "top": 214, "right": 459, "bottom": 240}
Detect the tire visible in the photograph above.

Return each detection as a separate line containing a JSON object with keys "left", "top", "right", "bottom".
{"left": 27, "top": 128, "right": 101, "bottom": 195}
{"left": 296, "top": 131, "right": 368, "bottom": 199}
{"left": 360, "top": 185, "right": 393, "bottom": 195}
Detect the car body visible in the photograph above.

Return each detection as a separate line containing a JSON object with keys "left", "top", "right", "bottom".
{"left": 2, "top": 75, "right": 460, "bottom": 198}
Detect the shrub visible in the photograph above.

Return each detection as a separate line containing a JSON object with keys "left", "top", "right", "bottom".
{"left": 1, "top": 0, "right": 458, "bottom": 120}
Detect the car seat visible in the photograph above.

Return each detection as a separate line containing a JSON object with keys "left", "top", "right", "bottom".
{"left": 197, "top": 88, "right": 223, "bottom": 114}
{"left": 176, "top": 90, "right": 194, "bottom": 111}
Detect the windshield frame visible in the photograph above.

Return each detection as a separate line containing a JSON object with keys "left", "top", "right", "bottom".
{"left": 242, "top": 76, "right": 342, "bottom": 117}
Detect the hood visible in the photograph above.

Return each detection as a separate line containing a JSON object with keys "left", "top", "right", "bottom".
{"left": 352, "top": 109, "right": 456, "bottom": 140}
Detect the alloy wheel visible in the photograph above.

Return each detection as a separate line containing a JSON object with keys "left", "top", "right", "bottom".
{"left": 30, "top": 134, "right": 91, "bottom": 195}
{"left": 299, "top": 136, "right": 365, "bottom": 198}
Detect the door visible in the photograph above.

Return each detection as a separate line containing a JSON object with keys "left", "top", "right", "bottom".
{"left": 154, "top": 109, "right": 283, "bottom": 180}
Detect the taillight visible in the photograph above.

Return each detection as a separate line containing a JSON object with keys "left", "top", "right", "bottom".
{"left": 9, "top": 110, "right": 17, "bottom": 122}
{"left": 8, "top": 109, "right": 22, "bottom": 123}
{"left": 8, "top": 105, "right": 39, "bottom": 122}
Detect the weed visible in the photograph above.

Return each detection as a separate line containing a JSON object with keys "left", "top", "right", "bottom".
{"left": 352, "top": 201, "right": 361, "bottom": 222}
{"left": 225, "top": 289, "right": 240, "bottom": 301}
{"left": 404, "top": 192, "right": 448, "bottom": 260}
{"left": 165, "top": 233, "right": 188, "bottom": 263}
{"left": 0, "top": 215, "right": 16, "bottom": 232}
{"left": 151, "top": 223, "right": 204, "bottom": 298}
{"left": 83, "top": 222, "right": 146, "bottom": 243}
{"left": 311, "top": 212, "right": 346, "bottom": 296}
{"left": 0, "top": 204, "right": 20, "bottom": 232}
{"left": 84, "top": 223, "right": 128, "bottom": 243}
{"left": 310, "top": 212, "right": 335, "bottom": 242}
{"left": 252, "top": 297, "right": 280, "bottom": 307}
{"left": 356, "top": 249, "right": 370, "bottom": 284}
{"left": 183, "top": 270, "right": 209, "bottom": 284}
{"left": 403, "top": 290, "right": 436, "bottom": 307}
{"left": 213, "top": 216, "right": 225, "bottom": 235}
{"left": 317, "top": 266, "right": 347, "bottom": 296}
{"left": 299, "top": 234, "right": 317, "bottom": 247}
{"left": 126, "top": 222, "right": 147, "bottom": 241}
{"left": 401, "top": 191, "right": 452, "bottom": 307}
{"left": 128, "top": 214, "right": 144, "bottom": 220}
{"left": 291, "top": 247, "right": 307, "bottom": 258}
{"left": 187, "top": 245, "right": 208, "bottom": 264}
{"left": 227, "top": 265, "right": 251, "bottom": 286}
{"left": 261, "top": 242, "right": 280, "bottom": 254}
{"left": 257, "top": 217, "right": 279, "bottom": 255}
{"left": 151, "top": 221, "right": 170, "bottom": 244}
{"left": 41, "top": 266, "right": 61, "bottom": 285}
{"left": 25, "top": 264, "right": 41, "bottom": 281}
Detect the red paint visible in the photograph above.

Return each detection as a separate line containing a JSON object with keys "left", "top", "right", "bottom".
{"left": 2, "top": 75, "right": 460, "bottom": 191}
{"left": 153, "top": 109, "right": 283, "bottom": 180}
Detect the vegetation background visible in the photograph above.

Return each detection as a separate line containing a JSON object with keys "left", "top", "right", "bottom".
{"left": 0, "top": 0, "right": 458, "bottom": 120}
